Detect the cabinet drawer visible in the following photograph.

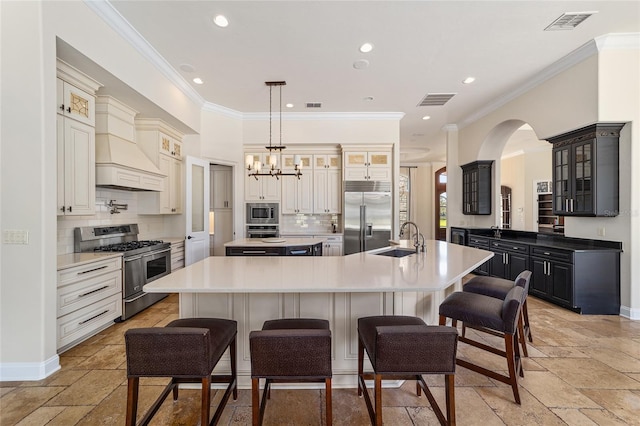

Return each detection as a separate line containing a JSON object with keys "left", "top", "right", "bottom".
{"left": 468, "top": 236, "right": 490, "bottom": 248}
{"left": 57, "top": 293, "right": 122, "bottom": 351}
{"left": 322, "top": 235, "right": 343, "bottom": 243}
{"left": 531, "top": 246, "right": 573, "bottom": 263}
{"left": 57, "top": 257, "right": 122, "bottom": 287}
{"left": 57, "top": 270, "right": 122, "bottom": 317}
{"left": 226, "top": 247, "right": 284, "bottom": 256}
{"left": 490, "top": 240, "right": 529, "bottom": 253}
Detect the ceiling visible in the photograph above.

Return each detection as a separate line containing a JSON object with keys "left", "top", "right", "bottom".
{"left": 99, "top": 1, "right": 638, "bottom": 161}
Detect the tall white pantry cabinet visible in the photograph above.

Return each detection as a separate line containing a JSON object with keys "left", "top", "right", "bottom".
{"left": 56, "top": 60, "right": 102, "bottom": 216}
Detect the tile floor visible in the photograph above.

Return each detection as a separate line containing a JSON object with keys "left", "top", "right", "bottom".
{"left": 2, "top": 286, "right": 640, "bottom": 425}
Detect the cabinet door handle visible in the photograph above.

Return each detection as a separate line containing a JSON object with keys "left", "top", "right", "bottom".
{"left": 60, "top": 206, "right": 66, "bottom": 212}
{"left": 78, "top": 310, "right": 109, "bottom": 325}
{"left": 565, "top": 199, "right": 569, "bottom": 211}
{"left": 66, "top": 107, "right": 71, "bottom": 113}
{"left": 78, "top": 285, "right": 110, "bottom": 298}
{"left": 68, "top": 206, "right": 72, "bottom": 212}
{"left": 59, "top": 104, "right": 65, "bottom": 111}
{"left": 570, "top": 199, "right": 574, "bottom": 212}
{"left": 78, "top": 265, "right": 108, "bottom": 275}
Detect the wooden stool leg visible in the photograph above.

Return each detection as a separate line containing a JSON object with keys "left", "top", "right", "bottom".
{"left": 445, "top": 374, "right": 456, "bottom": 426}
{"left": 231, "top": 337, "right": 238, "bottom": 400}
{"left": 201, "top": 376, "right": 211, "bottom": 426}
{"left": 126, "top": 377, "right": 139, "bottom": 426}
{"left": 505, "top": 334, "right": 521, "bottom": 405}
{"left": 357, "top": 337, "right": 364, "bottom": 396}
{"left": 523, "top": 299, "right": 533, "bottom": 342}
{"left": 325, "top": 378, "right": 332, "bottom": 426}
{"left": 517, "top": 313, "right": 529, "bottom": 357}
{"left": 252, "top": 378, "right": 261, "bottom": 426}
{"left": 375, "top": 374, "right": 383, "bottom": 426}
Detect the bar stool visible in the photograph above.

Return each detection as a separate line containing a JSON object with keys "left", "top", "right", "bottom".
{"left": 124, "top": 318, "right": 237, "bottom": 426}
{"left": 462, "top": 271, "right": 533, "bottom": 356}
{"left": 249, "top": 318, "right": 332, "bottom": 426}
{"left": 357, "top": 316, "right": 458, "bottom": 426}
{"left": 439, "top": 283, "right": 528, "bottom": 404}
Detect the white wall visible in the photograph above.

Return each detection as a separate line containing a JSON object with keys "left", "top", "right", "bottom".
{"left": 500, "top": 155, "right": 526, "bottom": 230}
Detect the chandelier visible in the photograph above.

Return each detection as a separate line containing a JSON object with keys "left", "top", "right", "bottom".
{"left": 246, "top": 81, "right": 302, "bottom": 180}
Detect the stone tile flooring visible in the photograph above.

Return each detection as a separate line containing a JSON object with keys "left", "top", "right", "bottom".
{"left": 2, "top": 289, "right": 640, "bottom": 425}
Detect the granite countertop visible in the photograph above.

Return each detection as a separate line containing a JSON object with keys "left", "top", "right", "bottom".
{"left": 144, "top": 240, "right": 493, "bottom": 294}
{"left": 57, "top": 252, "right": 123, "bottom": 270}
{"left": 465, "top": 228, "right": 621, "bottom": 252}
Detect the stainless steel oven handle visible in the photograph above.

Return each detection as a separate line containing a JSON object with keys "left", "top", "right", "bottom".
{"left": 124, "top": 255, "right": 143, "bottom": 262}
{"left": 142, "top": 247, "right": 172, "bottom": 257}
{"left": 124, "top": 292, "right": 149, "bottom": 303}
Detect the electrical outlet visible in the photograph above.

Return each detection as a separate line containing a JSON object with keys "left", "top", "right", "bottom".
{"left": 597, "top": 227, "right": 606, "bottom": 237}
{"left": 3, "top": 229, "right": 29, "bottom": 244}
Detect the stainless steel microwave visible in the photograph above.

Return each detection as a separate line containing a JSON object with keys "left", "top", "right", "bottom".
{"left": 246, "top": 203, "right": 279, "bottom": 224}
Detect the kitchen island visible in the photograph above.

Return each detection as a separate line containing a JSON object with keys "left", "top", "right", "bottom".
{"left": 225, "top": 237, "right": 324, "bottom": 256}
{"left": 144, "top": 240, "right": 492, "bottom": 387}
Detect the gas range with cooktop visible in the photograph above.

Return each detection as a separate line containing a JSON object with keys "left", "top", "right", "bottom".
{"left": 74, "top": 224, "right": 171, "bottom": 321}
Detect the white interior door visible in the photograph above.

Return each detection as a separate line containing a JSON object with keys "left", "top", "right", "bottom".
{"left": 185, "top": 156, "right": 210, "bottom": 265}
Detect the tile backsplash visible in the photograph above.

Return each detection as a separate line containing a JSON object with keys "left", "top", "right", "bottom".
{"left": 280, "top": 213, "right": 340, "bottom": 235}
{"left": 57, "top": 189, "right": 170, "bottom": 255}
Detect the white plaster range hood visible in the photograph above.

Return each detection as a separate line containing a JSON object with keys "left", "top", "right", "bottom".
{"left": 94, "top": 96, "right": 165, "bottom": 191}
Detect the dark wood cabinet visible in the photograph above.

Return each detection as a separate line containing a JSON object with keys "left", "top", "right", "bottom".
{"left": 530, "top": 247, "right": 573, "bottom": 307}
{"left": 488, "top": 240, "right": 528, "bottom": 280}
{"left": 461, "top": 161, "right": 493, "bottom": 215}
{"left": 547, "top": 123, "right": 623, "bottom": 216}
{"left": 467, "top": 235, "right": 491, "bottom": 275}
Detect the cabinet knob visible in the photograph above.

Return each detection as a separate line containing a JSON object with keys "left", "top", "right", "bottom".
{"left": 60, "top": 206, "right": 65, "bottom": 212}
{"left": 59, "top": 104, "right": 65, "bottom": 111}
{"left": 67, "top": 206, "right": 72, "bottom": 212}
{"left": 66, "top": 107, "right": 71, "bottom": 113}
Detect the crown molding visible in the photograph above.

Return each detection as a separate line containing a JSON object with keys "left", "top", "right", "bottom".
{"left": 201, "top": 102, "right": 244, "bottom": 120}
{"left": 85, "top": 0, "right": 204, "bottom": 108}
{"left": 595, "top": 33, "right": 640, "bottom": 51}
{"left": 458, "top": 39, "right": 599, "bottom": 129}
{"left": 244, "top": 112, "right": 405, "bottom": 121}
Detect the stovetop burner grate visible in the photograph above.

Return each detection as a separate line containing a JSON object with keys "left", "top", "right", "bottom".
{"left": 94, "top": 240, "right": 165, "bottom": 252}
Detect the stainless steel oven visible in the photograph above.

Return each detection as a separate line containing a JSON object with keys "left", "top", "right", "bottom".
{"left": 246, "top": 225, "right": 279, "bottom": 239}
{"left": 246, "top": 203, "right": 279, "bottom": 224}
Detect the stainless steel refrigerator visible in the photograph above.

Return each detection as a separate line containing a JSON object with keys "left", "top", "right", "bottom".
{"left": 343, "top": 181, "right": 392, "bottom": 255}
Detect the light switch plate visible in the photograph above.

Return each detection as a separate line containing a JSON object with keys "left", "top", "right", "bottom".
{"left": 3, "top": 229, "right": 29, "bottom": 244}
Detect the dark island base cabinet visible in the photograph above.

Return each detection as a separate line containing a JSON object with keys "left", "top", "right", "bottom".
{"left": 462, "top": 230, "right": 620, "bottom": 315}
{"left": 226, "top": 242, "right": 323, "bottom": 256}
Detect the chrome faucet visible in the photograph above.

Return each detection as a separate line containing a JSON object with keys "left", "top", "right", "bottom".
{"left": 491, "top": 225, "right": 501, "bottom": 238}
{"left": 399, "top": 221, "right": 424, "bottom": 253}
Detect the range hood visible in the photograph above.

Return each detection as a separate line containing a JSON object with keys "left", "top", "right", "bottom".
{"left": 94, "top": 96, "right": 165, "bottom": 191}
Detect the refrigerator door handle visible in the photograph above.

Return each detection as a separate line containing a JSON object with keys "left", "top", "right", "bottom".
{"left": 360, "top": 205, "right": 366, "bottom": 251}
{"left": 365, "top": 223, "right": 373, "bottom": 238}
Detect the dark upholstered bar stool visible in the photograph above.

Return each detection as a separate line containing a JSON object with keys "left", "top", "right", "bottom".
{"left": 124, "top": 318, "right": 237, "bottom": 426}
{"left": 249, "top": 318, "right": 332, "bottom": 426}
{"left": 462, "top": 270, "right": 533, "bottom": 356}
{"left": 357, "top": 316, "right": 458, "bottom": 426}
{"left": 439, "top": 283, "right": 528, "bottom": 404}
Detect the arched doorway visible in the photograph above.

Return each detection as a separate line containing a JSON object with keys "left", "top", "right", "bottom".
{"left": 435, "top": 167, "right": 447, "bottom": 240}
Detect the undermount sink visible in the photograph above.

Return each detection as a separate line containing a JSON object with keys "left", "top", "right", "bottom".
{"left": 373, "top": 248, "right": 416, "bottom": 258}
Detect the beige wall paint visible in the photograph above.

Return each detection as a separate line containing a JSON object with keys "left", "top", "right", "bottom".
{"left": 500, "top": 155, "right": 526, "bottom": 230}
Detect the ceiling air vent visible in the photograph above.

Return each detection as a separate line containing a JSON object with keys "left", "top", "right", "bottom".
{"left": 544, "top": 12, "right": 597, "bottom": 31}
{"left": 417, "top": 93, "right": 456, "bottom": 107}
{"left": 306, "top": 102, "right": 322, "bottom": 108}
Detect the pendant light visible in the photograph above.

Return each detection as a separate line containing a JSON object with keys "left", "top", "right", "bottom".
{"left": 246, "top": 81, "right": 302, "bottom": 180}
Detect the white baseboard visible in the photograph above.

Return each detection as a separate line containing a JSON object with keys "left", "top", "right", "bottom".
{"left": 619, "top": 305, "right": 640, "bottom": 320}
{"left": 0, "top": 355, "right": 60, "bottom": 382}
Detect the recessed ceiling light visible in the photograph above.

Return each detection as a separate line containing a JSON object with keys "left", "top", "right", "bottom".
{"left": 422, "top": 116, "right": 431, "bottom": 120}
{"left": 286, "top": 103, "right": 294, "bottom": 108}
{"left": 179, "top": 64, "right": 195, "bottom": 73}
{"left": 193, "top": 77, "right": 203, "bottom": 85}
{"left": 213, "top": 15, "right": 229, "bottom": 28}
{"left": 353, "top": 59, "right": 369, "bottom": 70}
{"left": 359, "top": 43, "right": 374, "bottom": 53}
{"left": 462, "top": 77, "right": 476, "bottom": 84}
{"left": 363, "top": 96, "right": 374, "bottom": 102}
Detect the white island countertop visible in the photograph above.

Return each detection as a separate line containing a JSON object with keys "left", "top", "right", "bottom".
{"left": 144, "top": 240, "right": 493, "bottom": 294}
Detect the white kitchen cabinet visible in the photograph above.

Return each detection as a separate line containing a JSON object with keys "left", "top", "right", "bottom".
{"left": 211, "top": 166, "right": 233, "bottom": 209}
{"left": 313, "top": 154, "right": 341, "bottom": 214}
{"left": 56, "top": 77, "right": 96, "bottom": 127}
{"left": 322, "top": 235, "right": 343, "bottom": 256}
{"left": 281, "top": 154, "right": 313, "bottom": 214}
{"left": 170, "top": 240, "right": 185, "bottom": 271}
{"left": 57, "top": 256, "right": 123, "bottom": 352}
{"left": 136, "top": 119, "right": 184, "bottom": 214}
{"left": 57, "top": 115, "right": 96, "bottom": 216}
{"left": 244, "top": 152, "right": 281, "bottom": 201}
{"left": 343, "top": 150, "right": 391, "bottom": 181}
